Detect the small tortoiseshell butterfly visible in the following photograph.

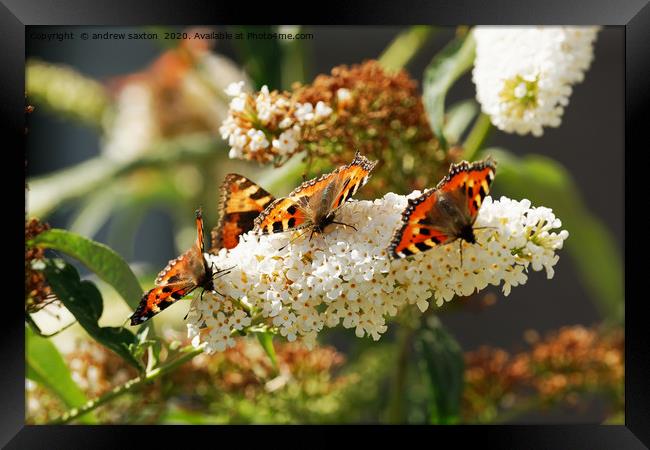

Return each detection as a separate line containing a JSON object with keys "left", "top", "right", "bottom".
{"left": 210, "top": 173, "right": 275, "bottom": 253}
{"left": 130, "top": 209, "right": 226, "bottom": 326}
{"left": 252, "top": 151, "right": 377, "bottom": 240}
{"left": 388, "top": 157, "right": 496, "bottom": 260}
{"left": 130, "top": 175, "right": 273, "bottom": 325}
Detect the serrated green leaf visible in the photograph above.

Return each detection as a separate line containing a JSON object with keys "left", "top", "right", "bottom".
{"left": 422, "top": 33, "right": 476, "bottom": 149}
{"left": 414, "top": 316, "right": 464, "bottom": 424}
{"left": 484, "top": 148, "right": 624, "bottom": 325}
{"left": 42, "top": 259, "right": 142, "bottom": 369}
{"left": 25, "top": 326, "right": 97, "bottom": 424}
{"left": 30, "top": 228, "right": 142, "bottom": 310}
{"left": 255, "top": 332, "right": 278, "bottom": 371}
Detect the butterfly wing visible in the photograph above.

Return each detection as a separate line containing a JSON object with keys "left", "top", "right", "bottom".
{"left": 388, "top": 158, "right": 496, "bottom": 259}
{"left": 252, "top": 196, "right": 312, "bottom": 234}
{"left": 388, "top": 189, "right": 455, "bottom": 258}
{"left": 436, "top": 158, "right": 496, "bottom": 220}
{"left": 130, "top": 210, "right": 206, "bottom": 325}
{"left": 210, "top": 174, "right": 275, "bottom": 252}
{"left": 253, "top": 151, "right": 377, "bottom": 234}
{"left": 317, "top": 151, "right": 378, "bottom": 213}
{"left": 130, "top": 279, "right": 197, "bottom": 325}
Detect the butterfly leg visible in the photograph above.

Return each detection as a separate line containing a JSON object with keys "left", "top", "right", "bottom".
{"left": 473, "top": 226, "right": 498, "bottom": 232}
{"left": 330, "top": 220, "right": 358, "bottom": 232}
{"left": 211, "top": 287, "right": 226, "bottom": 297}
{"left": 211, "top": 267, "right": 234, "bottom": 280}
{"left": 279, "top": 228, "right": 311, "bottom": 251}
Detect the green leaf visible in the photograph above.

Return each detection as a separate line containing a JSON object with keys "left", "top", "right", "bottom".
{"left": 443, "top": 99, "right": 479, "bottom": 145}
{"left": 231, "top": 26, "right": 282, "bottom": 90}
{"left": 414, "top": 316, "right": 464, "bottom": 424}
{"left": 484, "top": 148, "right": 624, "bottom": 325}
{"left": 255, "top": 332, "right": 278, "bottom": 372}
{"left": 30, "top": 228, "right": 142, "bottom": 310}
{"left": 422, "top": 32, "right": 476, "bottom": 149}
{"left": 42, "top": 259, "right": 143, "bottom": 369}
{"left": 25, "top": 327, "right": 97, "bottom": 424}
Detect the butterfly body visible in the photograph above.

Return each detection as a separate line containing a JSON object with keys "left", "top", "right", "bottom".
{"left": 253, "top": 151, "right": 377, "bottom": 238}
{"left": 293, "top": 181, "right": 343, "bottom": 235}
{"left": 389, "top": 158, "right": 496, "bottom": 259}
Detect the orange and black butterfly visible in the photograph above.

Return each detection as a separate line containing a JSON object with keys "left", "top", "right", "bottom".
{"left": 210, "top": 173, "right": 275, "bottom": 253}
{"left": 388, "top": 157, "right": 496, "bottom": 260}
{"left": 129, "top": 209, "right": 224, "bottom": 326}
{"left": 253, "top": 151, "right": 377, "bottom": 240}
{"left": 130, "top": 175, "right": 274, "bottom": 325}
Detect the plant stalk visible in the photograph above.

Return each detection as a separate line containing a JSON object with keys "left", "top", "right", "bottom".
{"left": 379, "top": 26, "right": 436, "bottom": 72}
{"left": 462, "top": 113, "right": 492, "bottom": 161}
{"left": 387, "top": 324, "right": 415, "bottom": 423}
{"left": 49, "top": 344, "right": 204, "bottom": 424}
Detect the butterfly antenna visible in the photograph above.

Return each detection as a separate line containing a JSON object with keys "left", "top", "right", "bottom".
{"left": 330, "top": 220, "right": 358, "bottom": 232}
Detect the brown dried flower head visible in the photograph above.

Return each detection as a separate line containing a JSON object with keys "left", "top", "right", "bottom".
{"left": 462, "top": 325, "right": 624, "bottom": 422}
{"left": 25, "top": 218, "right": 53, "bottom": 313}
{"left": 26, "top": 335, "right": 350, "bottom": 424}
{"left": 220, "top": 60, "right": 448, "bottom": 194}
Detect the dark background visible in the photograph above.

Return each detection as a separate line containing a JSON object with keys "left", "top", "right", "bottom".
{"left": 26, "top": 26, "right": 624, "bottom": 421}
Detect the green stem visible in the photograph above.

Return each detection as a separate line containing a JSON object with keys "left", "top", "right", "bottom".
{"left": 462, "top": 113, "right": 492, "bottom": 161}
{"left": 379, "top": 26, "right": 436, "bottom": 72}
{"left": 280, "top": 25, "right": 307, "bottom": 90}
{"left": 387, "top": 324, "right": 415, "bottom": 423}
{"left": 49, "top": 344, "right": 204, "bottom": 425}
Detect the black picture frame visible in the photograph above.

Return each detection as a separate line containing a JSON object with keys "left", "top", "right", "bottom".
{"left": 5, "top": 0, "right": 648, "bottom": 446}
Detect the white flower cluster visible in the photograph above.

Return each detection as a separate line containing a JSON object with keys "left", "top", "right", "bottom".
{"left": 187, "top": 193, "right": 568, "bottom": 353}
{"left": 472, "top": 26, "right": 599, "bottom": 136}
{"left": 219, "top": 81, "right": 333, "bottom": 162}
